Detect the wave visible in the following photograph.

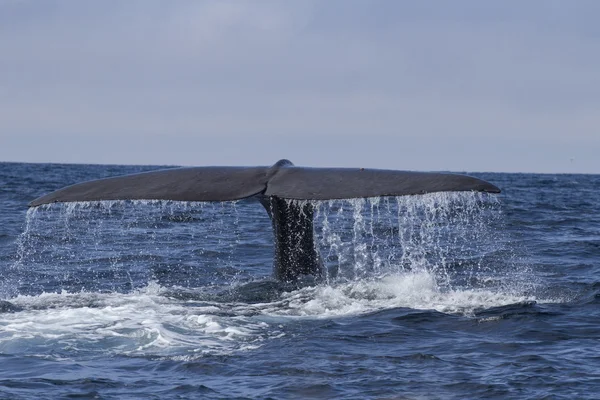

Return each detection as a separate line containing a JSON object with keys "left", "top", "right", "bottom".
{"left": 0, "top": 270, "right": 560, "bottom": 361}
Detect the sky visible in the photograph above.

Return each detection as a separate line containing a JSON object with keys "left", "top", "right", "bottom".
{"left": 1, "top": 0, "right": 599, "bottom": 173}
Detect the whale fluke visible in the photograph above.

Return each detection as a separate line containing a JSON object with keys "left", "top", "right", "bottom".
{"left": 264, "top": 167, "right": 499, "bottom": 200}
{"left": 29, "top": 160, "right": 500, "bottom": 282}
{"left": 29, "top": 160, "right": 499, "bottom": 207}
{"left": 29, "top": 166, "right": 271, "bottom": 206}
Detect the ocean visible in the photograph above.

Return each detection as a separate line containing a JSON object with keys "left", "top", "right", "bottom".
{"left": 0, "top": 162, "right": 599, "bottom": 399}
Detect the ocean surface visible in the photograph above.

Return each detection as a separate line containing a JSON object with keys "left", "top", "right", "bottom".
{"left": 0, "top": 162, "right": 599, "bottom": 399}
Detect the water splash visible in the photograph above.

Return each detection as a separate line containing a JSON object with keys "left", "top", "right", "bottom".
{"left": 10, "top": 200, "right": 264, "bottom": 296}
{"left": 310, "top": 193, "right": 519, "bottom": 292}
{"left": 11, "top": 193, "right": 533, "bottom": 301}
{"left": 12, "top": 207, "right": 39, "bottom": 270}
{"left": 266, "top": 270, "right": 541, "bottom": 318}
{"left": 1, "top": 194, "right": 548, "bottom": 360}
{"left": 1, "top": 282, "right": 281, "bottom": 359}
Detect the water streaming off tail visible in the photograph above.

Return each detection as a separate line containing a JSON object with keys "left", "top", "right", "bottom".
{"left": 9, "top": 200, "right": 273, "bottom": 296}
{"left": 8, "top": 192, "right": 528, "bottom": 297}
{"left": 312, "top": 192, "right": 517, "bottom": 291}
{"left": 2, "top": 193, "right": 543, "bottom": 359}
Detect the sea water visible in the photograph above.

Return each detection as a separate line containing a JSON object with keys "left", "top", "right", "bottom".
{"left": 0, "top": 163, "right": 599, "bottom": 399}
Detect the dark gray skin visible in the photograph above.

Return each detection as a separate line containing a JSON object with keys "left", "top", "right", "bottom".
{"left": 260, "top": 195, "right": 323, "bottom": 282}
{"left": 29, "top": 160, "right": 500, "bottom": 283}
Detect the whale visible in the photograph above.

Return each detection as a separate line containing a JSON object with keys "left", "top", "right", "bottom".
{"left": 29, "top": 159, "right": 500, "bottom": 282}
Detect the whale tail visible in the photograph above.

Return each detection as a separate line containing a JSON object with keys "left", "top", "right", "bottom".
{"left": 29, "top": 160, "right": 500, "bottom": 282}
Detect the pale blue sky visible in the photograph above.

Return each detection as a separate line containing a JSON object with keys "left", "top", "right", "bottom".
{"left": 1, "top": 0, "right": 599, "bottom": 173}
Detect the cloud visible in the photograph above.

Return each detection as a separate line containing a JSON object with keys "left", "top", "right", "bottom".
{"left": 1, "top": 1, "right": 599, "bottom": 172}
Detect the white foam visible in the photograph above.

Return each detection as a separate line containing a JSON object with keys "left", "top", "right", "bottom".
{"left": 0, "top": 283, "right": 279, "bottom": 359}
{"left": 0, "top": 268, "right": 560, "bottom": 361}
{"left": 266, "top": 270, "right": 544, "bottom": 318}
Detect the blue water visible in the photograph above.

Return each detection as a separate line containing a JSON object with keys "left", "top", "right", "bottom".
{"left": 1, "top": 162, "right": 599, "bottom": 399}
